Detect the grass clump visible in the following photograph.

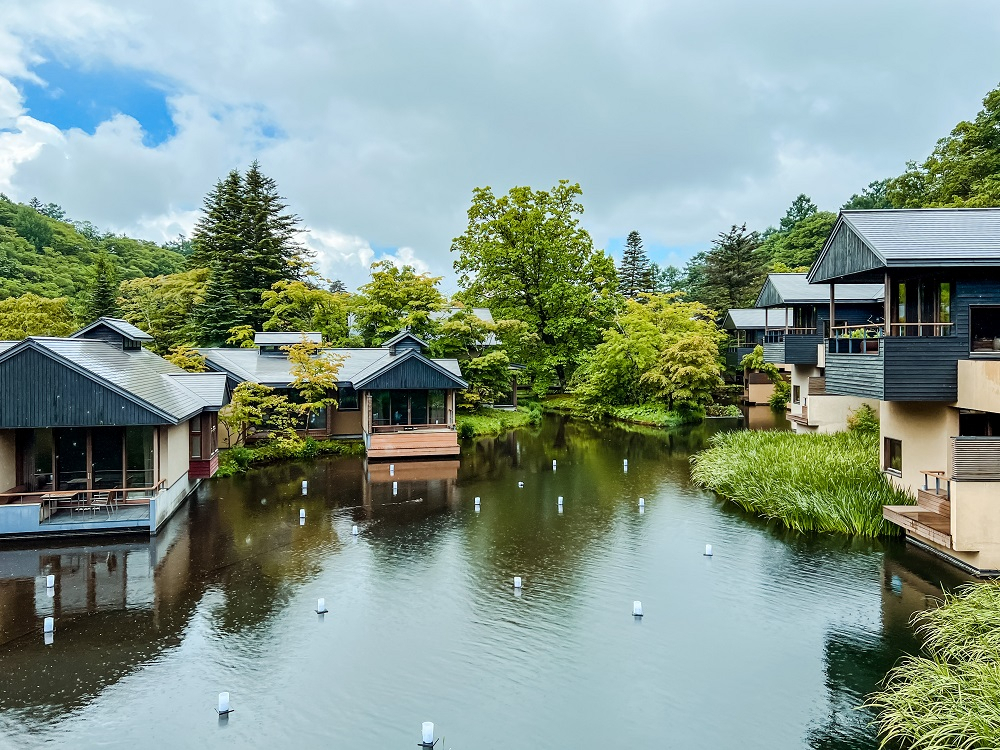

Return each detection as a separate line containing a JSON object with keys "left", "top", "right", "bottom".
{"left": 868, "top": 583, "right": 1000, "bottom": 749}
{"left": 690, "top": 430, "right": 912, "bottom": 537}
{"left": 541, "top": 394, "right": 702, "bottom": 428}
{"left": 456, "top": 405, "right": 541, "bottom": 438}
{"left": 216, "top": 437, "right": 365, "bottom": 477}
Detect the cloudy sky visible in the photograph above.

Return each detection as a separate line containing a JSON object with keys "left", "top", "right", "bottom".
{"left": 1, "top": 1, "right": 998, "bottom": 293}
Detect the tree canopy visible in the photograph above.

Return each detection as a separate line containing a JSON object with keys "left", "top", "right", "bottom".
{"left": 618, "top": 230, "right": 654, "bottom": 299}
{"left": 352, "top": 261, "right": 445, "bottom": 345}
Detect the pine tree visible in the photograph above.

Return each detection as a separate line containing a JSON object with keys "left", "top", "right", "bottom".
{"left": 193, "top": 257, "right": 243, "bottom": 346}
{"left": 85, "top": 251, "right": 120, "bottom": 321}
{"left": 618, "top": 230, "right": 654, "bottom": 299}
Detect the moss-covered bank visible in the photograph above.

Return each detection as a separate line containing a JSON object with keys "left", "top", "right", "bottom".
{"left": 217, "top": 437, "right": 365, "bottom": 477}
{"left": 690, "top": 430, "right": 913, "bottom": 537}
{"left": 456, "top": 405, "right": 542, "bottom": 438}
{"left": 541, "top": 394, "right": 711, "bottom": 428}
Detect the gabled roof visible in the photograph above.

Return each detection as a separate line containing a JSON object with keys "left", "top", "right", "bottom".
{"left": 384, "top": 331, "right": 429, "bottom": 350}
{"left": 809, "top": 208, "right": 1000, "bottom": 283}
{"left": 755, "top": 273, "right": 883, "bottom": 307}
{"left": 723, "top": 308, "right": 791, "bottom": 330}
{"left": 254, "top": 331, "right": 322, "bottom": 346}
{"left": 353, "top": 347, "right": 468, "bottom": 390}
{"left": 73, "top": 317, "right": 154, "bottom": 342}
{"left": 0, "top": 338, "right": 226, "bottom": 424}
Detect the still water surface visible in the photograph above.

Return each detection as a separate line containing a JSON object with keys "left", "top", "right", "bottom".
{"left": 0, "top": 416, "right": 970, "bottom": 749}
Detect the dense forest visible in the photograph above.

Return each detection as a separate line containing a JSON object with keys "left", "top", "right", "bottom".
{"left": 3, "top": 82, "right": 1000, "bottom": 420}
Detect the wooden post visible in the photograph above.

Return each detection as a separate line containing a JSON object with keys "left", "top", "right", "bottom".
{"left": 884, "top": 271, "right": 891, "bottom": 336}
{"left": 785, "top": 307, "right": 789, "bottom": 333}
{"left": 829, "top": 284, "right": 836, "bottom": 339}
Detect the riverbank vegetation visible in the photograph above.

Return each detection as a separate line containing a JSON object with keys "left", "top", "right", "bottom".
{"left": 456, "top": 406, "right": 542, "bottom": 438}
{"left": 217, "top": 438, "right": 365, "bottom": 477}
{"left": 690, "top": 428, "right": 912, "bottom": 537}
{"left": 868, "top": 583, "right": 1000, "bottom": 749}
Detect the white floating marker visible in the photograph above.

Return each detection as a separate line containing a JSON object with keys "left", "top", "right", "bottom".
{"left": 392, "top": 481, "right": 398, "bottom": 496}
{"left": 46, "top": 574, "right": 55, "bottom": 589}
{"left": 517, "top": 481, "right": 523, "bottom": 488}
{"left": 352, "top": 525, "right": 359, "bottom": 536}
{"left": 316, "top": 598, "right": 328, "bottom": 614}
{"left": 632, "top": 601, "right": 643, "bottom": 617}
{"left": 217, "top": 692, "right": 232, "bottom": 715}
{"left": 301, "top": 480, "right": 308, "bottom": 495}
{"left": 638, "top": 497, "right": 645, "bottom": 508}
{"left": 513, "top": 576, "right": 522, "bottom": 589}
{"left": 552, "top": 460, "right": 557, "bottom": 470}
{"left": 421, "top": 721, "right": 435, "bottom": 747}
{"left": 704, "top": 544, "right": 713, "bottom": 557}
{"left": 390, "top": 464, "right": 395, "bottom": 476}
{"left": 44, "top": 632, "right": 54, "bottom": 646}
{"left": 43, "top": 616, "right": 54, "bottom": 633}
{"left": 299, "top": 518, "right": 305, "bottom": 527}
{"left": 474, "top": 496, "right": 481, "bottom": 505}
{"left": 299, "top": 508, "right": 306, "bottom": 519}
{"left": 624, "top": 459, "right": 628, "bottom": 472}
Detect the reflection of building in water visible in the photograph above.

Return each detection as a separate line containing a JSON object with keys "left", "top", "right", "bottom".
{"left": 361, "top": 459, "right": 460, "bottom": 519}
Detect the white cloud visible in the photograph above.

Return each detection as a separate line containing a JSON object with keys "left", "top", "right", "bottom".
{"left": 1, "top": 0, "right": 999, "bottom": 289}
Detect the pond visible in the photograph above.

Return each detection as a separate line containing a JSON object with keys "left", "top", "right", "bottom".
{"left": 0, "top": 416, "right": 970, "bottom": 749}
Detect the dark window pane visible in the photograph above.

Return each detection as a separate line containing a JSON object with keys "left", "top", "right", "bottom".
{"left": 391, "top": 391, "right": 409, "bottom": 425}
{"left": 125, "top": 426, "right": 154, "bottom": 488}
{"left": 410, "top": 392, "right": 427, "bottom": 425}
{"left": 338, "top": 386, "right": 358, "bottom": 410}
{"left": 428, "top": 390, "right": 446, "bottom": 424}
{"left": 885, "top": 438, "right": 902, "bottom": 474}
{"left": 91, "top": 427, "right": 123, "bottom": 489}
{"left": 55, "top": 428, "right": 87, "bottom": 491}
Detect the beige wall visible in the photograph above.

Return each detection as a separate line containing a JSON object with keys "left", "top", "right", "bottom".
{"left": 881, "top": 401, "right": 959, "bottom": 496}
{"left": 808, "top": 395, "right": 880, "bottom": 434}
{"left": 160, "top": 421, "right": 190, "bottom": 488}
{"left": 0, "top": 431, "right": 15, "bottom": 491}
{"left": 746, "top": 382, "right": 776, "bottom": 406}
{"left": 957, "top": 359, "right": 1000, "bottom": 413}
{"left": 330, "top": 410, "right": 363, "bottom": 436}
{"left": 790, "top": 364, "right": 821, "bottom": 417}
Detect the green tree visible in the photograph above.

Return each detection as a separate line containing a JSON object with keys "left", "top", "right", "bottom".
{"left": 459, "top": 349, "right": 513, "bottom": 409}
{"left": 842, "top": 179, "right": 892, "bottom": 210}
{"left": 428, "top": 306, "right": 499, "bottom": 359}
{"left": 12, "top": 204, "right": 53, "bottom": 252}
{"left": 84, "top": 251, "right": 120, "bottom": 321}
{"left": 353, "top": 260, "right": 445, "bottom": 345}
{"left": 779, "top": 194, "right": 818, "bottom": 231}
{"left": 165, "top": 344, "right": 207, "bottom": 372}
{"left": 764, "top": 211, "right": 837, "bottom": 269}
{"left": 285, "top": 338, "right": 344, "bottom": 427}
{"left": 699, "top": 224, "right": 765, "bottom": 311}
{"left": 0, "top": 293, "right": 76, "bottom": 339}
{"left": 618, "top": 230, "right": 653, "bottom": 299}
{"left": 193, "top": 258, "right": 242, "bottom": 346}
{"left": 649, "top": 263, "right": 683, "bottom": 294}
{"left": 220, "top": 382, "right": 299, "bottom": 446}
{"left": 261, "top": 280, "right": 351, "bottom": 344}
{"left": 117, "top": 268, "right": 208, "bottom": 354}
{"left": 226, "top": 325, "right": 257, "bottom": 348}
{"left": 452, "top": 180, "right": 618, "bottom": 391}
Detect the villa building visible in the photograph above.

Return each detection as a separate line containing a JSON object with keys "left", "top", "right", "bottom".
{"left": 756, "top": 273, "right": 883, "bottom": 432}
{"left": 723, "top": 307, "right": 791, "bottom": 405}
{"left": 0, "top": 318, "right": 227, "bottom": 539}
{"left": 809, "top": 208, "right": 1000, "bottom": 575}
{"left": 200, "top": 331, "right": 467, "bottom": 459}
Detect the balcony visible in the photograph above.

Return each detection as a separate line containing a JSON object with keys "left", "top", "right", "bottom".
{"left": 762, "top": 328, "right": 823, "bottom": 366}
{"left": 825, "top": 324, "right": 966, "bottom": 401}
{"left": 725, "top": 344, "right": 757, "bottom": 369}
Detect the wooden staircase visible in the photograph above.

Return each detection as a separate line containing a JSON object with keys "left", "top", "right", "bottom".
{"left": 883, "top": 482, "right": 952, "bottom": 548}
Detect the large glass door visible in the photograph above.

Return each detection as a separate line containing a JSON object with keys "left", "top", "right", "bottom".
{"left": 55, "top": 428, "right": 88, "bottom": 491}
{"left": 91, "top": 427, "right": 124, "bottom": 489}
{"left": 390, "top": 392, "right": 410, "bottom": 425}
{"left": 410, "top": 391, "right": 428, "bottom": 425}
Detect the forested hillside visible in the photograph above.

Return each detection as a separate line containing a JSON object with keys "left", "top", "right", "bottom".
{"left": 0, "top": 195, "right": 186, "bottom": 304}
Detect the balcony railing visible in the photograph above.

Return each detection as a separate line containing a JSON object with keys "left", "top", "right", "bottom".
{"left": 0, "top": 482, "right": 164, "bottom": 507}
{"left": 370, "top": 423, "right": 455, "bottom": 434}
{"left": 950, "top": 437, "right": 1000, "bottom": 481}
{"left": 764, "top": 327, "right": 818, "bottom": 344}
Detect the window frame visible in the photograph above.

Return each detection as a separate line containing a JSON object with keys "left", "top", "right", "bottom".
{"left": 884, "top": 437, "right": 902, "bottom": 476}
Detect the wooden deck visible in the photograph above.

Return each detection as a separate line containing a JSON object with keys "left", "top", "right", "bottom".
{"left": 883, "top": 505, "right": 952, "bottom": 548}
{"left": 367, "top": 429, "right": 460, "bottom": 460}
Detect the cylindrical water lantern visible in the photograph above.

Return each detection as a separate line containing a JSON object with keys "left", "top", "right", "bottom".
{"left": 44, "top": 632, "right": 54, "bottom": 646}
{"left": 43, "top": 616, "right": 54, "bottom": 633}
{"left": 638, "top": 497, "right": 645, "bottom": 508}
{"left": 474, "top": 496, "right": 481, "bottom": 505}
{"left": 316, "top": 598, "right": 328, "bottom": 614}
{"left": 301, "top": 480, "right": 308, "bottom": 495}
{"left": 517, "top": 481, "right": 523, "bottom": 488}
{"left": 704, "top": 544, "right": 713, "bottom": 557}
{"left": 421, "top": 721, "right": 435, "bottom": 746}
{"left": 624, "top": 459, "right": 628, "bottom": 472}
{"left": 390, "top": 464, "right": 395, "bottom": 476}
{"left": 299, "top": 508, "right": 306, "bottom": 519}
{"left": 393, "top": 481, "right": 398, "bottom": 496}
{"left": 552, "top": 460, "right": 557, "bottom": 470}
{"left": 633, "top": 601, "right": 643, "bottom": 617}
{"left": 46, "top": 574, "right": 55, "bottom": 588}
{"left": 300, "top": 518, "right": 305, "bottom": 527}
{"left": 217, "top": 692, "right": 232, "bottom": 715}
{"left": 513, "top": 576, "right": 522, "bottom": 589}
{"left": 352, "top": 525, "right": 359, "bottom": 536}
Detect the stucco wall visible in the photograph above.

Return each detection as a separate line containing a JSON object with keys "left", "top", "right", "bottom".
{"left": 163, "top": 421, "right": 190, "bottom": 488}
{"left": 0, "top": 431, "right": 16, "bottom": 492}
{"left": 790, "top": 364, "right": 821, "bottom": 417}
{"left": 808, "top": 395, "right": 880, "bottom": 434}
{"left": 957, "top": 359, "right": 1000, "bottom": 413}
{"left": 330, "top": 410, "right": 363, "bottom": 436}
{"left": 881, "top": 401, "right": 959, "bottom": 496}
{"left": 746, "top": 382, "right": 776, "bottom": 406}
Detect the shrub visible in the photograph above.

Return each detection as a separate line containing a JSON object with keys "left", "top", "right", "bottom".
{"left": 458, "top": 422, "right": 476, "bottom": 440}
{"left": 847, "top": 403, "right": 879, "bottom": 436}
{"left": 768, "top": 379, "right": 790, "bottom": 411}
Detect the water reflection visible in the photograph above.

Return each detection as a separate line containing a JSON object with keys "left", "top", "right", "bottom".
{"left": 0, "top": 416, "right": 966, "bottom": 749}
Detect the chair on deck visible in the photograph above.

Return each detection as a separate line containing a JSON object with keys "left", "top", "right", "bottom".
{"left": 90, "top": 491, "right": 117, "bottom": 518}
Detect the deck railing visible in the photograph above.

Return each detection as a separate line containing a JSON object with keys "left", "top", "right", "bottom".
{"left": 828, "top": 322, "right": 956, "bottom": 355}
{"left": 764, "top": 327, "right": 818, "bottom": 344}
{"left": 370, "top": 424, "right": 456, "bottom": 434}
{"left": 0, "top": 481, "right": 164, "bottom": 509}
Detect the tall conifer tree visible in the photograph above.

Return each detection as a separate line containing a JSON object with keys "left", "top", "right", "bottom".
{"left": 85, "top": 251, "right": 120, "bottom": 321}
{"left": 618, "top": 230, "right": 654, "bottom": 299}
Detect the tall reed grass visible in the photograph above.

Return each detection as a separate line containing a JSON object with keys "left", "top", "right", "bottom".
{"left": 690, "top": 430, "right": 912, "bottom": 537}
{"left": 868, "top": 583, "right": 1000, "bottom": 749}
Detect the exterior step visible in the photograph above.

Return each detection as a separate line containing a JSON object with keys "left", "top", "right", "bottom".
{"left": 917, "top": 488, "right": 951, "bottom": 515}
{"left": 883, "top": 505, "right": 952, "bottom": 549}
{"left": 368, "top": 430, "right": 460, "bottom": 459}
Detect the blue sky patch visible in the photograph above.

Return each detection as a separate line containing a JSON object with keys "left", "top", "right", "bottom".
{"left": 21, "top": 61, "right": 177, "bottom": 147}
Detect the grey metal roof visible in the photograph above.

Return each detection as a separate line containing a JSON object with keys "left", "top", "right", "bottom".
{"left": 723, "top": 308, "right": 791, "bottom": 330}
{"left": 199, "top": 346, "right": 465, "bottom": 389}
{"left": 254, "top": 331, "right": 322, "bottom": 346}
{"left": 810, "top": 208, "right": 1000, "bottom": 282}
{"left": 2, "top": 338, "right": 225, "bottom": 423}
{"left": 73, "top": 317, "right": 154, "bottom": 342}
{"left": 0, "top": 342, "right": 16, "bottom": 354}
{"left": 168, "top": 373, "right": 229, "bottom": 410}
{"left": 755, "top": 273, "right": 883, "bottom": 307}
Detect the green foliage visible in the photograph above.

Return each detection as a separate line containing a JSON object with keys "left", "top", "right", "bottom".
{"left": 164, "top": 344, "right": 207, "bottom": 372}
{"left": 573, "top": 293, "right": 724, "bottom": 410}
{"left": 762, "top": 211, "right": 837, "bottom": 269}
{"left": 190, "top": 161, "right": 310, "bottom": 330}
{"left": 696, "top": 223, "right": 766, "bottom": 311}
{"left": 607, "top": 403, "right": 703, "bottom": 427}
{"left": 886, "top": 84, "right": 1000, "bottom": 208}
{"left": 117, "top": 268, "right": 208, "bottom": 354}
{"left": 618, "top": 230, "right": 654, "bottom": 299}
{"left": 353, "top": 260, "right": 445, "bottom": 344}
{"left": 452, "top": 180, "right": 618, "bottom": 392}
{"left": 226, "top": 325, "right": 257, "bottom": 348}
{"left": 846, "top": 403, "right": 879, "bottom": 436}
{"left": 456, "top": 406, "right": 539, "bottom": 437}
{"left": 868, "top": 582, "right": 1000, "bottom": 749}
{"left": 220, "top": 382, "right": 300, "bottom": 446}
{"left": 768, "top": 378, "right": 790, "bottom": 410}
{"left": 740, "top": 345, "right": 781, "bottom": 383}
{"left": 458, "top": 349, "right": 513, "bottom": 409}
{"left": 0, "top": 293, "right": 77, "bottom": 339}
{"left": 705, "top": 404, "right": 742, "bottom": 417}
{"left": 285, "top": 338, "right": 344, "bottom": 423}
{"left": 261, "top": 280, "right": 351, "bottom": 344}
{"left": 84, "top": 251, "right": 120, "bottom": 321}
{"left": 690, "top": 430, "right": 913, "bottom": 536}
{"left": 842, "top": 179, "right": 892, "bottom": 210}
{"left": 216, "top": 439, "right": 365, "bottom": 477}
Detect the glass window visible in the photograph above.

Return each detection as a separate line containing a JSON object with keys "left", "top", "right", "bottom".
{"left": 308, "top": 406, "right": 327, "bottom": 430}
{"left": 126, "top": 426, "right": 154, "bottom": 488}
{"left": 885, "top": 438, "right": 902, "bottom": 475}
{"left": 55, "top": 428, "right": 88, "bottom": 491}
{"left": 428, "top": 390, "right": 446, "bottom": 424}
{"left": 971, "top": 306, "right": 1000, "bottom": 353}
{"left": 32, "top": 429, "right": 53, "bottom": 491}
{"left": 391, "top": 391, "right": 409, "bottom": 425}
{"left": 190, "top": 414, "right": 202, "bottom": 434}
{"left": 338, "top": 386, "right": 359, "bottom": 410}
{"left": 371, "top": 390, "right": 391, "bottom": 426}
{"left": 410, "top": 391, "right": 428, "bottom": 425}
{"left": 92, "top": 427, "right": 124, "bottom": 489}
{"left": 792, "top": 385, "right": 801, "bottom": 405}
